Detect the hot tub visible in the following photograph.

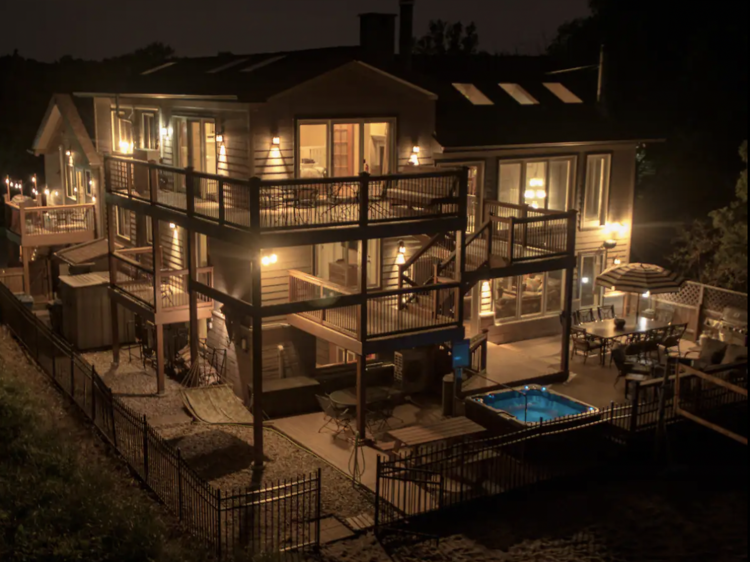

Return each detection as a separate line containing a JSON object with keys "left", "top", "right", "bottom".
{"left": 466, "top": 385, "right": 600, "bottom": 434}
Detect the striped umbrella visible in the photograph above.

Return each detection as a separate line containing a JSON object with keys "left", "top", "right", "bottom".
{"left": 596, "top": 263, "right": 685, "bottom": 319}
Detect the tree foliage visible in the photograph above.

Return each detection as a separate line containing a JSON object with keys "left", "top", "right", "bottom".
{"left": 414, "top": 20, "right": 480, "bottom": 55}
{"left": 670, "top": 142, "right": 748, "bottom": 292}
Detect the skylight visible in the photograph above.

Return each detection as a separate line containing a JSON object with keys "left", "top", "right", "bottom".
{"left": 241, "top": 55, "right": 287, "bottom": 73}
{"left": 544, "top": 83, "right": 584, "bottom": 104}
{"left": 141, "top": 62, "right": 177, "bottom": 76}
{"left": 207, "top": 58, "right": 250, "bottom": 74}
{"left": 453, "top": 83, "right": 494, "bottom": 105}
{"left": 499, "top": 83, "right": 539, "bottom": 106}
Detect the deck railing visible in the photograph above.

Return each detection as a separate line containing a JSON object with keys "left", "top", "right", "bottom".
{"left": 5, "top": 201, "right": 95, "bottom": 245}
{"left": 105, "top": 156, "right": 465, "bottom": 233}
{"left": 288, "top": 270, "right": 461, "bottom": 340}
{"left": 159, "top": 267, "right": 214, "bottom": 310}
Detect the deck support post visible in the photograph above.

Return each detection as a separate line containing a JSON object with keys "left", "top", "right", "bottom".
{"left": 356, "top": 354, "right": 367, "bottom": 439}
{"left": 155, "top": 323, "right": 165, "bottom": 395}
{"left": 357, "top": 173, "right": 370, "bottom": 439}
{"left": 561, "top": 211, "right": 578, "bottom": 377}
{"left": 106, "top": 200, "right": 120, "bottom": 365}
{"left": 249, "top": 177, "right": 264, "bottom": 467}
{"left": 187, "top": 229, "right": 199, "bottom": 368}
{"left": 22, "top": 247, "right": 31, "bottom": 297}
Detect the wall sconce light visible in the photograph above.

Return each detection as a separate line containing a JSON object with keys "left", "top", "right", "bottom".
{"left": 270, "top": 137, "right": 282, "bottom": 159}
{"left": 582, "top": 277, "right": 591, "bottom": 285}
{"left": 261, "top": 254, "right": 278, "bottom": 267}
{"left": 92, "top": 196, "right": 97, "bottom": 203}
{"left": 207, "top": 319, "right": 213, "bottom": 331}
{"left": 642, "top": 291, "right": 651, "bottom": 299}
{"left": 65, "top": 150, "right": 71, "bottom": 157}
{"left": 396, "top": 241, "right": 407, "bottom": 266}
{"left": 241, "top": 338, "right": 248, "bottom": 352}
{"left": 53, "top": 190, "right": 59, "bottom": 197}
{"left": 603, "top": 239, "right": 618, "bottom": 250}
{"left": 614, "top": 258, "right": 622, "bottom": 265}
{"left": 216, "top": 134, "right": 224, "bottom": 144}
{"left": 169, "top": 223, "right": 176, "bottom": 229}
{"left": 409, "top": 146, "right": 421, "bottom": 166}
{"left": 31, "top": 175, "right": 37, "bottom": 186}
{"left": 161, "top": 127, "right": 169, "bottom": 138}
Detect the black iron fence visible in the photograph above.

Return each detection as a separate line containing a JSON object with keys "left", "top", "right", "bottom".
{"left": 0, "top": 282, "right": 321, "bottom": 560}
{"left": 376, "top": 364, "right": 747, "bottom": 530}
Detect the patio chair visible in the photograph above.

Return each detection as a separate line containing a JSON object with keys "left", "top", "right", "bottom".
{"left": 612, "top": 346, "right": 654, "bottom": 388}
{"left": 660, "top": 323, "right": 688, "bottom": 358}
{"left": 366, "top": 398, "right": 400, "bottom": 435}
{"left": 642, "top": 328, "right": 668, "bottom": 364}
{"left": 578, "top": 308, "right": 597, "bottom": 324}
{"left": 598, "top": 304, "right": 617, "bottom": 321}
{"left": 571, "top": 326, "right": 604, "bottom": 364}
{"left": 316, "top": 395, "right": 354, "bottom": 439}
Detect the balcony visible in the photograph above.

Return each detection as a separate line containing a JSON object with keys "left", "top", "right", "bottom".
{"left": 110, "top": 247, "right": 215, "bottom": 324}
{"left": 4, "top": 201, "right": 96, "bottom": 247}
{"left": 287, "top": 270, "right": 462, "bottom": 351}
{"left": 105, "top": 156, "right": 465, "bottom": 239}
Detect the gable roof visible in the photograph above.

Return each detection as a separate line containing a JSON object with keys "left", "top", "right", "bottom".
{"left": 32, "top": 94, "right": 102, "bottom": 166}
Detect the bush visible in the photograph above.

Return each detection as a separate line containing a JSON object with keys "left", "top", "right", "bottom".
{"left": 0, "top": 368, "right": 212, "bottom": 562}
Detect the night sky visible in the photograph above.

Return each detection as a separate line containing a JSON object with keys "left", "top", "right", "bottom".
{"left": 0, "top": 0, "right": 589, "bottom": 62}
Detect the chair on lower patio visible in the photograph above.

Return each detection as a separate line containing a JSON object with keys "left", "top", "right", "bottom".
{"left": 316, "top": 395, "right": 354, "bottom": 439}
{"left": 598, "top": 304, "right": 617, "bottom": 321}
{"left": 576, "top": 308, "right": 598, "bottom": 325}
{"left": 613, "top": 346, "right": 655, "bottom": 390}
{"left": 366, "top": 398, "right": 401, "bottom": 435}
{"left": 571, "top": 327, "right": 604, "bottom": 364}
{"left": 660, "top": 323, "right": 688, "bottom": 358}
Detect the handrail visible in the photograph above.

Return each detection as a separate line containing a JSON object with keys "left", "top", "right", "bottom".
{"left": 111, "top": 252, "right": 154, "bottom": 275}
{"left": 159, "top": 266, "right": 214, "bottom": 278}
{"left": 400, "top": 233, "right": 443, "bottom": 272}
{"left": 23, "top": 203, "right": 96, "bottom": 212}
{"left": 118, "top": 246, "right": 152, "bottom": 255}
{"left": 288, "top": 269, "right": 356, "bottom": 296}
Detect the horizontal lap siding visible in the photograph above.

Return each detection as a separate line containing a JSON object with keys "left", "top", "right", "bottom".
{"left": 221, "top": 116, "right": 250, "bottom": 178}
{"left": 261, "top": 247, "right": 313, "bottom": 322}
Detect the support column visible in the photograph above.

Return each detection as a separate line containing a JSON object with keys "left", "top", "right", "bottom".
{"left": 106, "top": 199, "right": 120, "bottom": 365}
{"left": 356, "top": 173, "right": 370, "bottom": 439}
{"left": 561, "top": 211, "right": 578, "bottom": 377}
{"left": 155, "top": 323, "right": 165, "bottom": 395}
{"left": 356, "top": 354, "right": 367, "bottom": 439}
{"left": 22, "top": 248, "right": 31, "bottom": 296}
{"left": 251, "top": 259, "right": 264, "bottom": 467}
{"left": 187, "top": 229, "right": 199, "bottom": 367}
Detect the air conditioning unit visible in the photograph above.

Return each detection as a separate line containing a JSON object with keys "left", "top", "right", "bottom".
{"left": 394, "top": 348, "right": 431, "bottom": 394}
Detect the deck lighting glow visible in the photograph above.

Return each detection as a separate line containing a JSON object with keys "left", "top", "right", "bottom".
{"left": 614, "top": 258, "right": 622, "bottom": 265}
{"left": 409, "top": 146, "right": 421, "bottom": 166}
{"left": 396, "top": 241, "right": 407, "bottom": 266}
{"left": 169, "top": 223, "right": 176, "bottom": 229}
{"left": 582, "top": 277, "right": 590, "bottom": 284}
{"left": 262, "top": 254, "right": 278, "bottom": 267}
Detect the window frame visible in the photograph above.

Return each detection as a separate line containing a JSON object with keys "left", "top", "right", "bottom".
{"left": 296, "top": 117, "right": 398, "bottom": 179}
{"left": 141, "top": 112, "right": 159, "bottom": 150}
{"left": 111, "top": 109, "right": 135, "bottom": 155}
{"left": 582, "top": 153, "right": 612, "bottom": 229}
{"left": 84, "top": 169, "right": 93, "bottom": 197}
{"left": 497, "top": 155, "right": 577, "bottom": 212}
{"left": 493, "top": 270, "right": 568, "bottom": 325}
{"left": 115, "top": 206, "right": 131, "bottom": 241}
{"left": 171, "top": 116, "right": 217, "bottom": 173}
{"left": 576, "top": 252, "right": 605, "bottom": 307}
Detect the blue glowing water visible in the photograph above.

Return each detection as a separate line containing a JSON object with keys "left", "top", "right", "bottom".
{"left": 479, "top": 390, "right": 590, "bottom": 423}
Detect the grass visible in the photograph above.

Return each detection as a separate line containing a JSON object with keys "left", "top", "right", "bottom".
{"left": 0, "top": 337, "right": 216, "bottom": 562}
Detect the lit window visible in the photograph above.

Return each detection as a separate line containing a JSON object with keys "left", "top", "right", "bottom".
{"left": 543, "top": 83, "right": 584, "bottom": 104}
{"left": 499, "top": 83, "right": 539, "bottom": 105}
{"left": 111, "top": 110, "right": 134, "bottom": 154}
{"left": 141, "top": 113, "right": 158, "bottom": 150}
{"left": 499, "top": 157, "right": 573, "bottom": 212}
{"left": 453, "top": 84, "right": 494, "bottom": 105}
{"left": 583, "top": 154, "right": 612, "bottom": 228}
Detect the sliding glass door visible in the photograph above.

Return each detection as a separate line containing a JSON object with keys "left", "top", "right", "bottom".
{"left": 493, "top": 270, "right": 567, "bottom": 324}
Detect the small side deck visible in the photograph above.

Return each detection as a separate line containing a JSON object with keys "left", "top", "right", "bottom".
{"left": 4, "top": 201, "right": 96, "bottom": 248}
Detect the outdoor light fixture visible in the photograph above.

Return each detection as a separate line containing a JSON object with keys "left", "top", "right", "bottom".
{"left": 44, "top": 188, "right": 50, "bottom": 196}
{"left": 161, "top": 127, "right": 169, "bottom": 138}
{"left": 582, "top": 277, "right": 591, "bottom": 284}
{"left": 605, "top": 222, "right": 626, "bottom": 237}
{"left": 480, "top": 281, "right": 493, "bottom": 316}
{"left": 261, "top": 254, "right": 278, "bottom": 267}
{"left": 614, "top": 258, "right": 622, "bottom": 265}
{"left": 603, "top": 239, "right": 618, "bottom": 250}
{"left": 643, "top": 291, "right": 651, "bottom": 299}
{"left": 396, "top": 241, "right": 407, "bottom": 266}
{"left": 409, "top": 146, "right": 421, "bottom": 166}
{"left": 169, "top": 223, "right": 176, "bottom": 229}
{"left": 216, "top": 134, "right": 224, "bottom": 144}
{"left": 270, "top": 137, "right": 282, "bottom": 159}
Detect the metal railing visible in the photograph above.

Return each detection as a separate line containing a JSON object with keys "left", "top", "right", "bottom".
{"left": 0, "top": 281, "right": 322, "bottom": 559}
{"left": 288, "top": 270, "right": 462, "bottom": 341}
{"left": 105, "top": 156, "right": 465, "bottom": 233}
{"left": 160, "top": 267, "right": 214, "bottom": 310}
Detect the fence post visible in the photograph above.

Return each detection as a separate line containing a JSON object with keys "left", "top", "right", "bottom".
{"left": 109, "top": 386, "right": 117, "bottom": 449}
{"left": 374, "top": 456, "right": 381, "bottom": 529}
{"left": 216, "top": 488, "right": 222, "bottom": 560}
{"left": 630, "top": 382, "right": 641, "bottom": 434}
{"left": 178, "top": 449, "right": 184, "bottom": 521}
{"left": 91, "top": 371, "right": 97, "bottom": 424}
{"left": 143, "top": 415, "right": 149, "bottom": 483}
{"left": 316, "top": 469, "right": 323, "bottom": 548}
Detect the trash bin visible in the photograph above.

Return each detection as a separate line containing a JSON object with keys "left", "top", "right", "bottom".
{"left": 442, "top": 374, "right": 455, "bottom": 417}
{"left": 48, "top": 298, "right": 63, "bottom": 334}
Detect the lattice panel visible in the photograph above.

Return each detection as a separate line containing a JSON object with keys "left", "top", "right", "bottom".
{"left": 654, "top": 282, "right": 702, "bottom": 307}
{"left": 704, "top": 287, "right": 748, "bottom": 314}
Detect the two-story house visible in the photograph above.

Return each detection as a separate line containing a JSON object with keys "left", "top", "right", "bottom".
{"left": 29, "top": 1, "right": 648, "bottom": 461}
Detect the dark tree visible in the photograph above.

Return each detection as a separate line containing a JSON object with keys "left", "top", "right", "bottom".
{"left": 414, "top": 20, "right": 480, "bottom": 55}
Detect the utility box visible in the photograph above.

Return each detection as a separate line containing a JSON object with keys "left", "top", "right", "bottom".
{"left": 58, "top": 272, "right": 135, "bottom": 350}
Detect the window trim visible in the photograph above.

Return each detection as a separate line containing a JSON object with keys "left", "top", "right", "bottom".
{"left": 296, "top": 117, "right": 398, "bottom": 179}
{"left": 141, "top": 112, "right": 159, "bottom": 150}
{"left": 497, "top": 155, "right": 577, "bottom": 211}
{"left": 84, "top": 169, "right": 93, "bottom": 197}
{"left": 171, "top": 116, "right": 218, "bottom": 173}
{"left": 492, "top": 270, "right": 566, "bottom": 325}
{"left": 115, "top": 206, "right": 131, "bottom": 241}
{"left": 582, "top": 153, "right": 612, "bottom": 229}
{"left": 576, "top": 252, "right": 605, "bottom": 307}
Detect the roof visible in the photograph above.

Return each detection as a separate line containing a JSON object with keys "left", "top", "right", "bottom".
{"left": 54, "top": 238, "right": 108, "bottom": 266}
{"left": 32, "top": 94, "right": 102, "bottom": 166}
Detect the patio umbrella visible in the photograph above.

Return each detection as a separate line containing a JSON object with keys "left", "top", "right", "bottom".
{"left": 596, "top": 263, "right": 685, "bottom": 319}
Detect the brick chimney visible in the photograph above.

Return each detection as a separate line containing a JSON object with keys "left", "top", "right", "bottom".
{"left": 400, "top": 0, "right": 415, "bottom": 68}
{"left": 359, "top": 13, "right": 397, "bottom": 62}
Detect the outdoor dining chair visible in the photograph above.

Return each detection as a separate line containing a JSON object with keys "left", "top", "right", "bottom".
{"left": 598, "top": 304, "right": 617, "bottom": 320}
{"left": 660, "top": 323, "right": 688, "bottom": 358}
{"left": 316, "top": 395, "right": 354, "bottom": 439}
{"left": 571, "top": 326, "right": 604, "bottom": 364}
{"left": 612, "top": 346, "right": 655, "bottom": 388}
{"left": 578, "top": 308, "right": 597, "bottom": 324}
{"left": 642, "top": 328, "right": 668, "bottom": 364}
{"left": 366, "top": 397, "right": 401, "bottom": 435}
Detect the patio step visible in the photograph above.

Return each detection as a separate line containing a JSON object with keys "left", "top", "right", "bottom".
{"left": 344, "top": 512, "right": 375, "bottom": 532}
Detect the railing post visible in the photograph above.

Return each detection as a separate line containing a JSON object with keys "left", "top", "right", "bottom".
{"left": 143, "top": 414, "right": 149, "bottom": 483}
{"left": 249, "top": 176, "right": 262, "bottom": 231}
{"left": 630, "top": 381, "right": 641, "bottom": 433}
{"left": 149, "top": 163, "right": 159, "bottom": 204}
{"left": 218, "top": 179, "right": 226, "bottom": 224}
{"left": 374, "top": 456, "right": 381, "bottom": 529}
{"left": 216, "top": 488, "right": 222, "bottom": 560}
{"left": 185, "top": 166, "right": 195, "bottom": 216}
{"left": 315, "top": 468, "right": 323, "bottom": 547}
{"left": 91, "top": 371, "right": 97, "bottom": 423}
{"left": 508, "top": 218, "right": 516, "bottom": 263}
{"left": 109, "top": 386, "right": 117, "bottom": 449}
{"left": 178, "top": 448, "right": 184, "bottom": 521}
{"left": 521, "top": 205, "right": 528, "bottom": 248}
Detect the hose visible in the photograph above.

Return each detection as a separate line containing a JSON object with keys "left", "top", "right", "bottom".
{"left": 348, "top": 432, "right": 367, "bottom": 486}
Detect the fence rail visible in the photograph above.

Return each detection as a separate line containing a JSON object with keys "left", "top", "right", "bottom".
{"left": 0, "top": 282, "right": 321, "bottom": 559}
{"left": 105, "top": 156, "right": 465, "bottom": 233}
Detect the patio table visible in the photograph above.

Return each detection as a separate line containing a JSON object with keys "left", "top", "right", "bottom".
{"left": 580, "top": 318, "right": 673, "bottom": 365}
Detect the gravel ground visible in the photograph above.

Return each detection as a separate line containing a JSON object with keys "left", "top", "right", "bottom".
{"left": 321, "top": 465, "right": 748, "bottom": 562}
{"left": 85, "top": 350, "right": 374, "bottom": 520}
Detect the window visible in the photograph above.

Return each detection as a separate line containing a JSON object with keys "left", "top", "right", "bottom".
{"left": 583, "top": 154, "right": 611, "bottom": 228}
{"left": 298, "top": 119, "right": 395, "bottom": 178}
{"left": 578, "top": 254, "right": 604, "bottom": 308}
{"left": 111, "top": 110, "right": 134, "bottom": 154}
{"left": 146, "top": 218, "right": 153, "bottom": 245}
{"left": 543, "top": 83, "right": 584, "bottom": 104}
{"left": 141, "top": 113, "right": 158, "bottom": 150}
{"left": 174, "top": 118, "right": 217, "bottom": 173}
{"left": 314, "top": 239, "right": 381, "bottom": 289}
{"left": 499, "top": 84, "right": 539, "bottom": 105}
{"left": 84, "top": 170, "right": 93, "bottom": 197}
{"left": 115, "top": 206, "right": 131, "bottom": 240}
{"left": 453, "top": 84, "right": 494, "bottom": 105}
{"left": 499, "top": 158, "right": 573, "bottom": 211}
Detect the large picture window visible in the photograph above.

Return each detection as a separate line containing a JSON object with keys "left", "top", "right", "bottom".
{"left": 298, "top": 119, "right": 395, "bottom": 178}
{"left": 583, "top": 154, "right": 612, "bottom": 228}
{"left": 498, "top": 157, "right": 574, "bottom": 211}
{"left": 493, "top": 270, "right": 566, "bottom": 324}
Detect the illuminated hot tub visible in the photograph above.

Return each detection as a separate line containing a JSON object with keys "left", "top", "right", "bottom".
{"left": 466, "top": 385, "right": 599, "bottom": 433}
